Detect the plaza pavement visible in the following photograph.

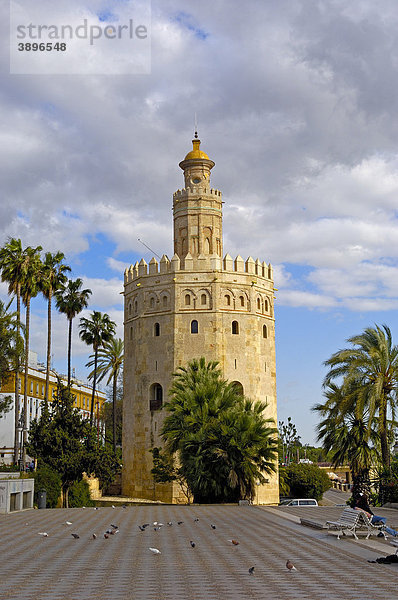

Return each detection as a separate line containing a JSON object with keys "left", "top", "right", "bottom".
{"left": 1, "top": 501, "right": 398, "bottom": 600}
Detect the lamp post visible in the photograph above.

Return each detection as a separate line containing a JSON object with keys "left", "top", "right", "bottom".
{"left": 17, "top": 409, "right": 24, "bottom": 471}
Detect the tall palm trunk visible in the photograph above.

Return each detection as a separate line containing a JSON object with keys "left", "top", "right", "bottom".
{"left": 22, "top": 297, "right": 31, "bottom": 466}
{"left": 67, "top": 317, "right": 73, "bottom": 388}
{"left": 112, "top": 372, "right": 117, "bottom": 455}
{"left": 13, "top": 285, "right": 21, "bottom": 464}
{"left": 90, "top": 348, "right": 98, "bottom": 426}
{"left": 379, "top": 396, "right": 389, "bottom": 467}
{"left": 44, "top": 288, "right": 52, "bottom": 412}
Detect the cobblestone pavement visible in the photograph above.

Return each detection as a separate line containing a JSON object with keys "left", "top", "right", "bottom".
{"left": 1, "top": 504, "right": 398, "bottom": 600}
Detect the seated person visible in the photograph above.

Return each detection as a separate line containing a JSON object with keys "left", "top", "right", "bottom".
{"left": 354, "top": 493, "right": 397, "bottom": 537}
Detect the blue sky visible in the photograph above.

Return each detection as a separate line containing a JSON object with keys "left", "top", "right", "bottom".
{"left": 3, "top": 0, "right": 398, "bottom": 444}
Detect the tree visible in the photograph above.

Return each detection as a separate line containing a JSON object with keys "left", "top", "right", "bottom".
{"left": 0, "top": 238, "right": 31, "bottom": 462}
{"left": 323, "top": 324, "right": 398, "bottom": 467}
{"left": 39, "top": 251, "right": 70, "bottom": 410}
{"left": 27, "top": 380, "right": 118, "bottom": 507}
{"left": 79, "top": 311, "right": 116, "bottom": 426}
{"left": 55, "top": 278, "right": 92, "bottom": 388}
{"left": 160, "top": 357, "right": 278, "bottom": 503}
{"left": 86, "top": 337, "right": 123, "bottom": 455}
{"left": 281, "top": 463, "right": 331, "bottom": 501}
{"left": 0, "top": 299, "right": 24, "bottom": 390}
{"left": 101, "top": 389, "right": 123, "bottom": 453}
{"left": 278, "top": 417, "right": 301, "bottom": 464}
{"left": 314, "top": 382, "right": 379, "bottom": 502}
{"left": 20, "top": 244, "right": 42, "bottom": 464}
{"left": 150, "top": 447, "right": 191, "bottom": 503}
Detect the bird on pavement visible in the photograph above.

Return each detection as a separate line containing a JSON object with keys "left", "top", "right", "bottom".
{"left": 177, "top": 521, "right": 184, "bottom": 525}
{"left": 211, "top": 524, "right": 216, "bottom": 530}
{"left": 138, "top": 525, "right": 146, "bottom": 531}
{"left": 194, "top": 518, "right": 199, "bottom": 522}
{"left": 104, "top": 533, "right": 109, "bottom": 539}
{"left": 65, "top": 521, "right": 72, "bottom": 526}
{"left": 111, "top": 524, "right": 118, "bottom": 529}
{"left": 167, "top": 522, "right": 173, "bottom": 526}
{"left": 190, "top": 541, "right": 195, "bottom": 548}
{"left": 286, "top": 560, "right": 297, "bottom": 572}
{"left": 228, "top": 539, "right": 239, "bottom": 545}
{"left": 149, "top": 547, "right": 161, "bottom": 554}
{"left": 248, "top": 566, "right": 255, "bottom": 575}
{"left": 71, "top": 533, "right": 80, "bottom": 539}
{"left": 92, "top": 534, "right": 97, "bottom": 539}
{"left": 38, "top": 532, "right": 48, "bottom": 537}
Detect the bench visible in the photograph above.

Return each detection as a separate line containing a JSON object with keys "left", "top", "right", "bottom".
{"left": 326, "top": 508, "right": 363, "bottom": 540}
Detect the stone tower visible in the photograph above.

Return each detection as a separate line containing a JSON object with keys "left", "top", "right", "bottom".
{"left": 122, "top": 135, "right": 279, "bottom": 504}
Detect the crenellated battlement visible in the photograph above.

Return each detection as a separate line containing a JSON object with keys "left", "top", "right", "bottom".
{"left": 124, "top": 252, "right": 273, "bottom": 284}
{"left": 173, "top": 187, "right": 222, "bottom": 199}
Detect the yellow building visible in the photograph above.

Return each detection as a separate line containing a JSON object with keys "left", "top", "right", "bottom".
{"left": 122, "top": 135, "right": 279, "bottom": 504}
{"left": 0, "top": 351, "right": 106, "bottom": 465}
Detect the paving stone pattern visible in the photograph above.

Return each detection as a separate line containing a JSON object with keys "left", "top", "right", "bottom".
{"left": 1, "top": 505, "right": 397, "bottom": 600}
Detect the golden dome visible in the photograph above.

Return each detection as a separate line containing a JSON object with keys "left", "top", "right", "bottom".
{"left": 184, "top": 139, "right": 210, "bottom": 160}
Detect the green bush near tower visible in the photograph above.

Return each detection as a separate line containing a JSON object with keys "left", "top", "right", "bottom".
{"left": 280, "top": 463, "right": 331, "bottom": 501}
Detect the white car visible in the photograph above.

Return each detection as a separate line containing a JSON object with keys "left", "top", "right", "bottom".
{"left": 279, "top": 498, "right": 318, "bottom": 506}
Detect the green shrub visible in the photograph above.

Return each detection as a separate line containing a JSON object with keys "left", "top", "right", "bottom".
{"left": 68, "top": 479, "right": 94, "bottom": 508}
{"left": 33, "top": 464, "right": 62, "bottom": 508}
{"left": 281, "top": 464, "right": 331, "bottom": 501}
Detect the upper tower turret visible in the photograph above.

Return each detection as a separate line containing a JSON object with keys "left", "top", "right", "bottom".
{"left": 173, "top": 134, "right": 223, "bottom": 261}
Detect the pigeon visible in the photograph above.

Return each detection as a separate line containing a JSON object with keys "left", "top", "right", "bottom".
{"left": 228, "top": 539, "right": 239, "bottom": 545}
{"left": 138, "top": 525, "right": 146, "bottom": 532}
{"left": 248, "top": 566, "right": 255, "bottom": 575}
{"left": 211, "top": 524, "right": 216, "bottom": 530}
{"left": 105, "top": 529, "right": 113, "bottom": 534}
{"left": 94, "top": 507, "right": 99, "bottom": 510}
{"left": 71, "top": 533, "right": 80, "bottom": 539}
{"left": 167, "top": 522, "right": 173, "bottom": 526}
{"left": 104, "top": 533, "right": 109, "bottom": 539}
{"left": 111, "top": 524, "right": 118, "bottom": 529}
{"left": 286, "top": 560, "right": 297, "bottom": 572}
{"left": 65, "top": 521, "right": 72, "bottom": 526}
{"left": 154, "top": 527, "right": 159, "bottom": 531}
{"left": 38, "top": 532, "right": 48, "bottom": 537}
{"left": 92, "top": 534, "right": 97, "bottom": 539}
{"left": 177, "top": 521, "right": 184, "bottom": 525}
{"left": 153, "top": 521, "right": 158, "bottom": 526}
{"left": 149, "top": 547, "right": 161, "bottom": 554}
{"left": 190, "top": 541, "right": 196, "bottom": 548}
{"left": 112, "top": 505, "right": 115, "bottom": 509}
{"left": 122, "top": 504, "right": 127, "bottom": 509}
{"left": 142, "top": 523, "right": 150, "bottom": 528}
{"left": 194, "top": 518, "right": 199, "bottom": 522}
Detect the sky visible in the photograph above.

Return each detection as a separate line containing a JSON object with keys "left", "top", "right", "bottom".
{"left": 2, "top": 0, "right": 398, "bottom": 444}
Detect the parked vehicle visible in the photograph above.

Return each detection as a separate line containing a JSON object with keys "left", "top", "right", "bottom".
{"left": 279, "top": 498, "right": 318, "bottom": 506}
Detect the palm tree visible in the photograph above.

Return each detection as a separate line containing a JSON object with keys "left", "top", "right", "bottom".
{"left": 55, "top": 278, "right": 92, "bottom": 387}
{"left": 162, "top": 357, "right": 278, "bottom": 503}
{"left": 79, "top": 311, "right": 116, "bottom": 425}
{"left": 0, "top": 299, "right": 24, "bottom": 389}
{"left": 323, "top": 324, "right": 398, "bottom": 467}
{"left": 20, "top": 245, "right": 43, "bottom": 464}
{"left": 0, "top": 238, "right": 31, "bottom": 462}
{"left": 39, "top": 252, "right": 71, "bottom": 409}
{"left": 86, "top": 337, "right": 123, "bottom": 455}
{"left": 313, "top": 382, "right": 378, "bottom": 502}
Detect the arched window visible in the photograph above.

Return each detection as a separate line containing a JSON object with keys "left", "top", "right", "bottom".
{"left": 150, "top": 297, "right": 155, "bottom": 309}
{"left": 257, "top": 298, "right": 261, "bottom": 310}
{"left": 240, "top": 296, "right": 244, "bottom": 307}
{"left": 191, "top": 320, "right": 198, "bottom": 334}
{"left": 264, "top": 299, "right": 269, "bottom": 312}
{"left": 225, "top": 294, "right": 231, "bottom": 306}
{"left": 134, "top": 300, "right": 138, "bottom": 313}
{"left": 162, "top": 296, "right": 168, "bottom": 308}
{"left": 232, "top": 321, "right": 239, "bottom": 335}
{"left": 201, "top": 293, "right": 207, "bottom": 305}
{"left": 150, "top": 383, "right": 163, "bottom": 411}
{"left": 263, "top": 324, "right": 268, "bottom": 339}
{"left": 154, "top": 322, "right": 160, "bottom": 337}
{"left": 231, "top": 381, "right": 244, "bottom": 396}
{"left": 129, "top": 326, "right": 133, "bottom": 340}
{"left": 128, "top": 302, "right": 132, "bottom": 315}
{"left": 185, "top": 294, "right": 191, "bottom": 306}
